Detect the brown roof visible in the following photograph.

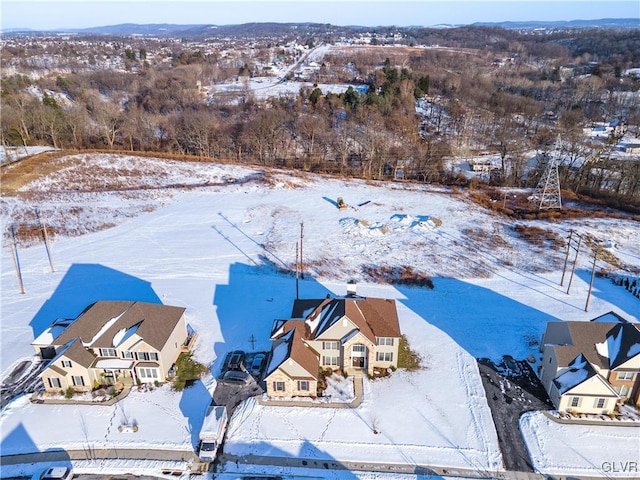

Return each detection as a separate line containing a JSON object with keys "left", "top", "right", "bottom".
{"left": 269, "top": 320, "right": 318, "bottom": 379}
{"left": 565, "top": 322, "right": 619, "bottom": 369}
{"left": 136, "top": 361, "right": 160, "bottom": 368}
{"left": 348, "top": 298, "right": 400, "bottom": 338}
{"left": 53, "top": 301, "right": 186, "bottom": 352}
{"left": 289, "top": 326, "right": 319, "bottom": 379}
{"left": 47, "top": 364, "right": 67, "bottom": 376}
{"left": 552, "top": 345, "right": 584, "bottom": 368}
{"left": 57, "top": 338, "right": 96, "bottom": 368}
{"left": 291, "top": 297, "right": 401, "bottom": 343}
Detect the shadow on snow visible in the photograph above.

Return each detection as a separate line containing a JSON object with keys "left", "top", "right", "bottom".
{"left": 29, "top": 263, "right": 162, "bottom": 339}
{"left": 396, "top": 278, "right": 559, "bottom": 361}
{"left": 211, "top": 261, "right": 331, "bottom": 377}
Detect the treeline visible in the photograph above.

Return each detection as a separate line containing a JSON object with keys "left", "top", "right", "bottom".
{"left": 1, "top": 26, "right": 639, "bottom": 208}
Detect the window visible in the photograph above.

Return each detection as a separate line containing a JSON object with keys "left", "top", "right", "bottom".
{"left": 99, "top": 348, "right": 117, "bottom": 358}
{"left": 570, "top": 397, "right": 580, "bottom": 408}
{"left": 48, "top": 377, "right": 61, "bottom": 388}
{"left": 274, "top": 381, "right": 285, "bottom": 392}
{"left": 298, "top": 380, "right": 309, "bottom": 391}
{"left": 615, "top": 385, "right": 630, "bottom": 397}
{"left": 122, "top": 351, "right": 133, "bottom": 359}
{"left": 138, "top": 368, "right": 158, "bottom": 379}
{"left": 322, "top": 341, "right": 339, "bottom": 350}
{"left": 136, "top": 351, "right": 158, "bottom": 361}
{"left": 595, "top": 398, "right": 606, "bottom": 409}
{"left": 322, "top": 356, "right": 339, "bottom": 366}
{"left": 617, "top": 371, "right": 634, "bottom": 381}
{"left": 376, "top": 352, "right": 393, "bottom": 362}
{"left": 61, "top": 360, "right": 72, "bottom": 368}
{"left": 377, "top": 337, "right": 394, "bottom": 346}
{"left": 352, "top": 344, "right": 365, "bottom": 353}
{"left": 72, "top": 376, "right": 85, "bottom": 387}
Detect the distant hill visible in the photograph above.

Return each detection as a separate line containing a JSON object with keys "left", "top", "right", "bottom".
{"left": 3, "top": 18, "right": 638, "bottom": 37}
{"left": 472, "top": 18, "right": 640, "bottom": 30}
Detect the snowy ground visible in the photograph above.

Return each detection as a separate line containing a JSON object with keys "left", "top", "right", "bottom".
{"left": 520, "top": 411, "right": 640, "bottom": 478}
{"left": 1, "top": 154, "right": 639, "bottom": 478}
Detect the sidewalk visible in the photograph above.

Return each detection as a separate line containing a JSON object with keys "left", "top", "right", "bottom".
{"left": 256, "top": 376, "right": 363, "bottom": 408}
{"left": 219, "top": 453, "right": 547, "bottom": 480}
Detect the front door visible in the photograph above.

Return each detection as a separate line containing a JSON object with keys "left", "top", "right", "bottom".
{"left": 351, "top": 343, "right": 367, "bottom": 370}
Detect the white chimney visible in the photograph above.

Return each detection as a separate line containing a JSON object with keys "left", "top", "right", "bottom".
{"left": 347, "top": 280, "right": 357, "bottom": 297}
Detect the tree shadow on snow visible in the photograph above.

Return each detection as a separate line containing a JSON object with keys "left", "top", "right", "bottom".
{"left": 29, "top": 263, "right": 161, "bottom": 339}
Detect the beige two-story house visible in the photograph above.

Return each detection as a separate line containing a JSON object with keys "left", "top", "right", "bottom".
{"left": 32, "top": 301, "right": 189, "bottom": 393}
{"left": 264, "top": 289, "right": 401, "bottom": 398}
{"left": 539, "top": 311, "right": 640, "bottom": 415}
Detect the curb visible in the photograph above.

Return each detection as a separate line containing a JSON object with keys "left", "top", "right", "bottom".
{"left": 542, "top": 410, "right": 640, "bottom": 427}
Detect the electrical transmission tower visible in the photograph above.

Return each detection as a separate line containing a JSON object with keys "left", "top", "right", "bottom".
{"left": 534, "top": 135, "right": 563, "bottom": 210}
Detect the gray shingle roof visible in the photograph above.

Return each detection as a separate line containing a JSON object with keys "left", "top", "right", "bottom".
{"left": 52, "top": 301, "right": 185, "bottom": 352}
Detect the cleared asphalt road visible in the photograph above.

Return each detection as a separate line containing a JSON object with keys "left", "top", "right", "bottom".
{"left": 477, "top": 357, "right": 553, "bottom": 472}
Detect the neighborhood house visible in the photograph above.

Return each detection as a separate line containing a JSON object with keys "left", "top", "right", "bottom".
{"left": 539, "top": 311, "right": 640, "bottom": 415}
{"left": 264, "top": 284, "right": 401, "bottom": 398}
{"left": 32, "top": 301, "right": 190, "bottom": 393}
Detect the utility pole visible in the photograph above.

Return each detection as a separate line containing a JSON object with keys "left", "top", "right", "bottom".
{"left": 295, "top": 241, "right": 300, "bottom": 300}
{"left": 9, "top": 225, "right": 25, "bottom": 294}
{"left": 36, "top": 208, "right": 55, "bottom": 272}
{"left": 299, "top": 222, "right": 304, "bottom": 279}
{"left": 248, "top": 334, "right": 256, "bottom": 351}
{"left": 566, "top": 233, "right": 582, "bottom": 295}
{"left": 560, "top": 230, "right": 575, "bottom": 286}
{"left": 585, "top": 248, "right": 599, "bottom": 312}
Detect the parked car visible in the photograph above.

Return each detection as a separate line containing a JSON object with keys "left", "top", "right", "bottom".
{"left": 220, "top": 370, "right": 251, "bottom": 385}
{"left": 249, "top": 353, "right": 266, "bottom": 375}
{"left": 226, "top": 350, "right": 245, "bottom": 371}
{"left": 32, "top": 467, "right": 73, "bottom": 480}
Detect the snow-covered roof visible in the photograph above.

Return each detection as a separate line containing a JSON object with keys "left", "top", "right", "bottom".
{"left": 552, "top": 354, "right": 597, "bottom": 394}
{"left": 291, "top": 297, "right": 400, "bottom": 343}
{"left": 605, "top": 323, "right": 640, "bottom": 370}
{"left": 53, "top": 301, "right": 186, "bottom": 352}
{"left": 265, "top": 329, "right": 294, "bottom": 376}
{"left": 94, "top": 359, "right": 134, "bottom": 369}
{"left": 31, "top": 319, "right": 74, "bottom": 346}
{"left": 112, "top": 321, "right": 142, "bottom": 348}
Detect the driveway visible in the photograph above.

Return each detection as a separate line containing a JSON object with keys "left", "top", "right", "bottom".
{"left": 477, "top": 356, "right": 553, "bottom": 472}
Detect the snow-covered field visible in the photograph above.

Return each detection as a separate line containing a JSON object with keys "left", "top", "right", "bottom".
{"left": 1, "top": 154, "right": 638, "bottom": 478}
{"left": 520, "top": 411, "right": 640, "bottom": 478}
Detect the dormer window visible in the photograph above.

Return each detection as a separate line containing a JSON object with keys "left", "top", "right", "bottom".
{"left": 99, "top": 348, "right": 117, "bottom": 358}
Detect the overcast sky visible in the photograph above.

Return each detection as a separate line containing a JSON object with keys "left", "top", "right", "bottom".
{"left": 2, "top": 0, "right": 639, "bottom": 30}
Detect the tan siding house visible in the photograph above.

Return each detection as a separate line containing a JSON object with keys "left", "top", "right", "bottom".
{"left": 539, "top": 313, "right": 640, "bottom": 414}
{"left": 265, "top": 289, "right": 401, "bottom": 398}
{"left": 34, "top": 301, "right": 189, "bottom": 393}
